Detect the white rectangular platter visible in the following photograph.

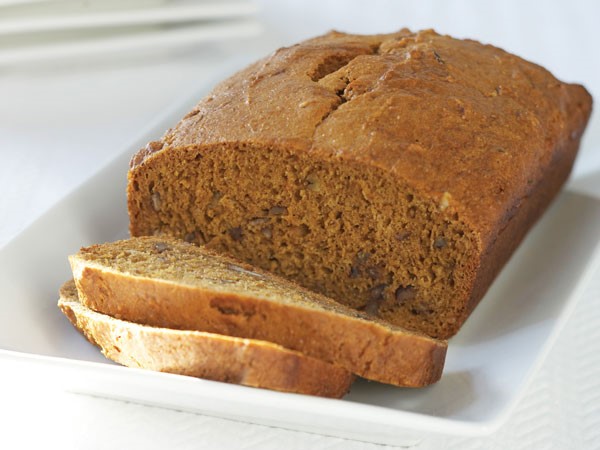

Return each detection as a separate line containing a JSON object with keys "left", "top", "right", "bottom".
{"left": 1, "top": 94, "right": 599, "bottom": 447}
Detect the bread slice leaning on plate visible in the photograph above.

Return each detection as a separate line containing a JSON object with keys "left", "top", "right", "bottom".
{"left": 58, "top": 279, "right": 354, "bottom": 398}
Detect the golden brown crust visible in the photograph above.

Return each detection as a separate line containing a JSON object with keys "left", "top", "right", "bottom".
{"left": 58, "top": 280, "right": 354, "bottom": 398}
{"left": 127, "top": 29, "right": 592, "bottom": 338}
{"left": 69, "top": 237, "right": 447, "bottom": 387}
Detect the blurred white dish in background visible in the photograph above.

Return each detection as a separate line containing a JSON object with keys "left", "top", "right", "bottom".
{"left": 0, "top": 0, "right": 262, "bottom": 64}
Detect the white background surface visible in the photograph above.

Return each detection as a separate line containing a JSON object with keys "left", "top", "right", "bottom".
{"left": 1, "top": 1, "right": 599, "bottom": 448}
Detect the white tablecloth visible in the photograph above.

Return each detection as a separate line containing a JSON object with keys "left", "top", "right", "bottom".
{"left": 1, "top": 1, "right": 599, "bottom": 448}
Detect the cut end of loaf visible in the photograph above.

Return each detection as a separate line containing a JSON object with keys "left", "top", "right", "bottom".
{"left": 128, "top": 146, "right": 479, "bottom": 339}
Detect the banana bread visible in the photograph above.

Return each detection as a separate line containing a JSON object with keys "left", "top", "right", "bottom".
{"left": 59, "top": 280, "right": 354, "bottom": 397}
{"left": 69, "top": 237, "right": 447, "bottom": 387}
{"left": 127, "top": 29, "right": 592, "bottom": 338}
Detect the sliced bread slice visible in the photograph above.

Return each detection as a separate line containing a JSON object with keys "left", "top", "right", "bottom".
{"left": 58, "top": 280, "right": 354, "bottom": 398}
{"left": 70, "top": 236, "right": 447, "bottom": 387}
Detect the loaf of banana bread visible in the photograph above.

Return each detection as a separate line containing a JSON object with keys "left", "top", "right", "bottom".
{"left": 127, "top": 29, "right": 592, "bottom": 338}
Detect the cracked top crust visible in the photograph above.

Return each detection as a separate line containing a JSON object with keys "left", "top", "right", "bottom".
{"left": 131, "top": 29, "right": 592, "bottom": 241}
